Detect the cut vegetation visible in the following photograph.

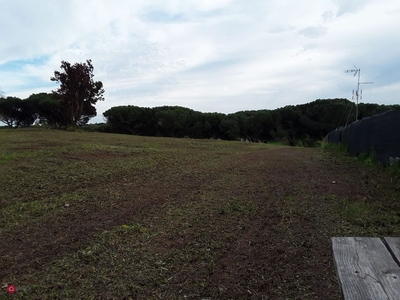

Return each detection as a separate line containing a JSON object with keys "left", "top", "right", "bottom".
{"left": 1, "top": 128, "right": 399, "bottom": 299}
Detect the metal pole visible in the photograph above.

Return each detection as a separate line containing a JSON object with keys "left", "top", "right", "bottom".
{"left": 356, "top": 69, "right": 360, "bottom": 121}
{"left": 345, "top": 66, "right": 373, "bottom": 122}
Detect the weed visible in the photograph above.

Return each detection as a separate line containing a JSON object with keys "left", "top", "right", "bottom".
{"left": 336, "top": 198, "right": 371, "bottom": 227}
{"left": 219, "top": 197, "right": 256, "bottom": 215}
{"left": 117, "top": 223, "right": 147, "bottom": 234}
{"left": 357, "top": 149, "right": 377, "bottom": 166}
{"left": 320, "top": 142, "right": 348, "bottom": 154}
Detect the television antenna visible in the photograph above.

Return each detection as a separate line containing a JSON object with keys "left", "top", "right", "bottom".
{"left": 344, "top": 65, "right": 373, "bottom": 121}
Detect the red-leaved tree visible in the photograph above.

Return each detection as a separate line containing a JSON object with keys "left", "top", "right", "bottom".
{"left": 51, "top": 59, "right": 104, "bottom": 127}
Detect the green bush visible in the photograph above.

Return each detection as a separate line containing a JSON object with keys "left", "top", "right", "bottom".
{"left": 320, "top": 142, "right": 348, "bottom": 153}
{"left": 357, "top": 149, "right": 377, "bottom": 166}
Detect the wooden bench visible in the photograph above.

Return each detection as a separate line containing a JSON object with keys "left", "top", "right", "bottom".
{"left": 332, "top": 237, "right": 400, "bottom": 300}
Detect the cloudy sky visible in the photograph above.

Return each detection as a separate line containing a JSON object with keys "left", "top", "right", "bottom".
{"left": 1, "top": 0, "right": 399, "bottom": 123}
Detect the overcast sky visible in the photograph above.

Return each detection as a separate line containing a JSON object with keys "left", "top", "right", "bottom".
{"left": 1, "top": 0, "right": 399, "bottom": 123}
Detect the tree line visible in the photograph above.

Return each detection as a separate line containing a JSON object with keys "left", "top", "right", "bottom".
{"left": 102, "top": 99, "right": 398, "bottom": 146}
{"left": 1, "top": 93, "right": 397, "bottom": 146}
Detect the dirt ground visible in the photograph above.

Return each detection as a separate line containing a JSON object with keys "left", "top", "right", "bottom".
{"left": 1, "top": 130, "right": 399, "bottom": 299}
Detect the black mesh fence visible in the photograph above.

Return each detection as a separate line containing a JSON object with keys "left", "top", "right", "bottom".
{"left": 325, "top": 109, "right": 400, "bottom": 165}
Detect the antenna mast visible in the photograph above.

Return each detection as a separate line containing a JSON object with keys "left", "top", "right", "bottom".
{"left": 344, "top": 65, "right": 373, "bottom": 121}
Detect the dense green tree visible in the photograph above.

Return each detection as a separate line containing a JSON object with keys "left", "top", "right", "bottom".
{"left": 275, "top": 105, "right": 303, "bottom": 146}
{"left": 0, "top": 97, "right": 22, "bottom": 127}
{"left": 0, "top": 97, "right": 38, "bottom": 128}
{"left": 26, "top": 93, "right": 65, "bottom": 127}
{"left": 358, "top": 103, "right": 400, "bottom": 120}
{"left": 298, "top": 99, "right": 353, "bottom": 132}
{"left": 51, "top": 59, "right": 104, "bottom": 127}
{"left": 153, "top": 106, "right": 193, "bottom": 137}
{"left": 103, "top": 106, "right": 154, "bottom": 135}
{"left": 228, "top": 112, "right": 249, "bottom": 140}
{"left": 17, "top": 98, "right": 38, "bottom": 127}
{"left": 203, "top": 112, "right": 225, "bottom": 139}
{"left": 219, "top": 114, "right": 240, "bottom": 140}
{"left": 181, "top": 110, "right": 204, "bottom": 138}
{"left": 233, "top": 110, "right": 273, "bottom": 142}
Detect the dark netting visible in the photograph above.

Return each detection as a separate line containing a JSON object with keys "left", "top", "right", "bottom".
{"left": 324, "top": 128, "right": 342, "bottom": 144}
{"left": 326, "top": 109, "right": 400, "bottom": 165}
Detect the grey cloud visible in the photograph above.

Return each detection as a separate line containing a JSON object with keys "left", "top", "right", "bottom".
{"left": 322, "top": 10, "right": 334, "bottom": 22}
{"left": 336, "top": 0, "right": 370, "bottom": 17}
{"left": 296, "top": 42, "right": 318, "bottom": 56}
{"left": 298, "top": 26, "right": 327, "bottom": 38}
{"left": 183, "top": 58, "right": 242, "bottom": 74}
{"left": 139, "top": 6, "right": 225, "bottom": 24}
{"left": 269, "top": 25, "right": 295, "bottom": 34}
{"left": 139, "top": 10, "right": 188, "bottom": 23}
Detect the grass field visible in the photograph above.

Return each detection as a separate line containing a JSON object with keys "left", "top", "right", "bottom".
{"left": 1, "top": 128, "right": 399, "bottom": 299}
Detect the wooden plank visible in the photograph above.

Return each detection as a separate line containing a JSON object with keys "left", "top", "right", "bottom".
{"left": 384, "top": 238, "right": 400, "bottom": 267}
{"left": 332, "top": 237, "right": 400, "bottom": 300}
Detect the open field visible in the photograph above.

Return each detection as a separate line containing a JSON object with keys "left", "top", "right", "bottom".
{"left": 1, "top": 128, "right": 399, "bottom": 299}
